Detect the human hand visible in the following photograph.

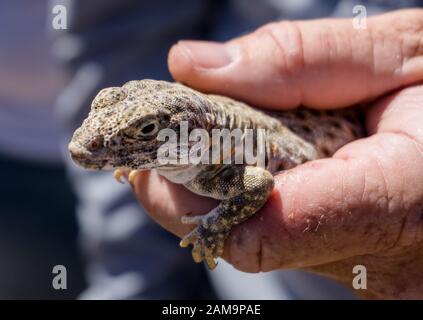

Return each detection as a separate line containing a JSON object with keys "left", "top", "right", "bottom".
{"left": 132, "top": 9, "right": 423, "bottom": 299}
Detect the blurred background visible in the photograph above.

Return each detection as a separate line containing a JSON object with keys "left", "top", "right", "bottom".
{"left": 0, "top": 0, "right": 420, "bottom": 299}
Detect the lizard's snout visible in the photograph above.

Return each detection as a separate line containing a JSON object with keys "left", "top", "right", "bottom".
{"left": 68, "top": 139, "right": 108, "bottom": 169}
{"left": 68, "top": 140, "right": 90, "bottom": 162}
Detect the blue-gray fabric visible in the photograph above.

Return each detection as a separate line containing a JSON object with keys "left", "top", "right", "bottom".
{"left": 54, "top": 0, "right": 422, "bottom": 299}
{"left": 0, "top": 0, "right": 67, "bottom": 163}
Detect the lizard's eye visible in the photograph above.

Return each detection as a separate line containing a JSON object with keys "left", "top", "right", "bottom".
{"left": 138, "top": 121, "right": 159, "bottom": 137}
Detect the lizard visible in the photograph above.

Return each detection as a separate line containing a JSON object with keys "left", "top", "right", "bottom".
{"left": 68, "top": 79, "right": 365, "bottom": 269}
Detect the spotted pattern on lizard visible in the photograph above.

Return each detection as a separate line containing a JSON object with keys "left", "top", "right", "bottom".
{"left": 68, "top": 79, "right": 365, "bottom": 269}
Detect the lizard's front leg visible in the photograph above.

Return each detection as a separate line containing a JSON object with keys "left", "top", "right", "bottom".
{"left": 180, "top": 165, "right": 274, "bottom": 269}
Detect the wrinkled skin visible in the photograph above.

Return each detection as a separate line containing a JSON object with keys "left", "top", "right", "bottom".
{"left": 132, "top": 10, "right": 423, "bottom": 299}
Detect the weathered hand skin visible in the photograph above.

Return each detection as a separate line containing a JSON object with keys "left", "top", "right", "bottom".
{"left": 68, "top": 79, "right": 363, "bottom": 270}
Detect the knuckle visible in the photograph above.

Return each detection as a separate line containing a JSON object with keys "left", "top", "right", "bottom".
{"left": 254, "top": 21, "right": 306, "bottom": 76}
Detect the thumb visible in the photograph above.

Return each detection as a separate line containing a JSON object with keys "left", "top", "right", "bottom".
{"left": 168, "top": 9, "right": 423, "bottom": 109}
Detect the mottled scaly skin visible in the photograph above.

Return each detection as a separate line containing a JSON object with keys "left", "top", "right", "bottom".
{"left": 69, "top": 79, "right": 365, "bottom": 269}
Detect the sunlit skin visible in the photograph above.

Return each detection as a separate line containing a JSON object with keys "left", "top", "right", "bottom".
{"left": 131, "top": 10, "right": 423, "bottom": 299}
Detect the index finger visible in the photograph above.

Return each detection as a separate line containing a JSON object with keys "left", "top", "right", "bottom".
{"left": 168, "top": 9, "right": 423, "bottom": 109}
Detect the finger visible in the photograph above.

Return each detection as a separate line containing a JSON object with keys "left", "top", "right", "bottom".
{"left": 225, "top": 85, "right": 423, "bottom": 272}
{"left": 168, "top": 9, "right": 423, "bottom": 109}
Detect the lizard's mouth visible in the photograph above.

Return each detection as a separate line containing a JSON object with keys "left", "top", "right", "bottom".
{"left": 68, "top": 140, "right": 110, "bottom": 170}
{"left": 69, "top": 139, "right": 163, "bottom": 170}
{"left": 70, "top": 152, "right": 109, "bottom": 170}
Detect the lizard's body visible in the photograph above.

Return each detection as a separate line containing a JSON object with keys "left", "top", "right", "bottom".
{"left": 69, "top": 79, "right": 364, "bottom": 269}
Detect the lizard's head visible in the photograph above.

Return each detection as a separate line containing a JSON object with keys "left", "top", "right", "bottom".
{"left": 69, "top": 79, "right": 208, "bottom": 170}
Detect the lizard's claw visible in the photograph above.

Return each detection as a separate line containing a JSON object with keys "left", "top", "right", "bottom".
{"left": 113, "top": 169, "right": 129, "bottom": 184}
{"left": 113, "top": 169, "right": 141, "bottom": 186}
{"left": 180, "top": 217, "right": 228, "bottom": 270}
{"left": 128, "top": 170, "right": 141, "bottom": 186}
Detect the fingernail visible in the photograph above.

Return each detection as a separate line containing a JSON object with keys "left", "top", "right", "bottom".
{"left": 176, "top": 41, "right": 234, "bottom": 69}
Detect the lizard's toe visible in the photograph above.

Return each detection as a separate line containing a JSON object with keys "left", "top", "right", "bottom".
{"left": 191, "top": 240, "right": 203, "bottom": 263}
{"left": 181, "top": 214, "right": 204, "bottom": 226}
{"left": 215, "top": 234, "right": 226, "bottom": 257}
{"left": 113, "top": 168, "right": 130, "bottom": 184}
{"left": 180, "top": 224, "right": 228, "bottom": 269}
{"left": 128, "top": 169, "right": 141, "bottom": 186}
{"left": 204, "top": 249, "right": 217, "bottom": 269}
{"left": 179, "top": 228, "right": 198, "bottom": 248}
